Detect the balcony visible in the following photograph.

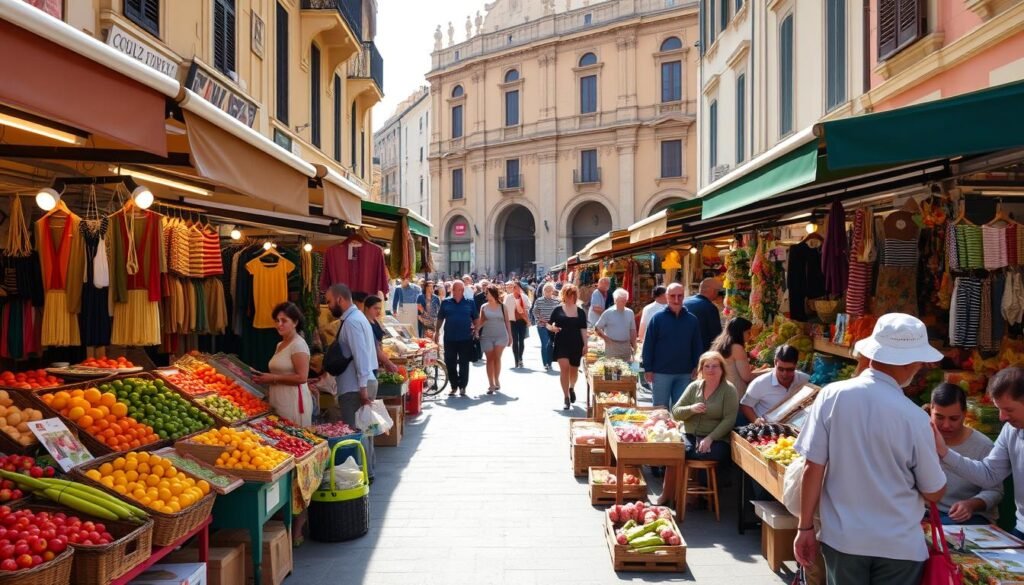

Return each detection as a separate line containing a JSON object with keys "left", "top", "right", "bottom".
{"left": 498, "top": 174, "right": 523, "bottom": 192}
{"left": 301, "top": 0, "right": 361, "bottom": 71}
{"left": 573, "top": 168, "right": 601, "bottom": 185}
{"left": 347, "top": 41, "right": 384, "bottom": 106}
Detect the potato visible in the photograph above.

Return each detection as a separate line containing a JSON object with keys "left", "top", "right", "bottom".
{"left": 5, "top": 411, "right": 21, "bottom": 426}
{"left": 15, "top": 421, "right": 27, "bottom": 433}
{"left": 4, "top": 428, "right": 18, "bottom": 439}
{"left": 28, "top": 410, "right": 41, "bottom": 422}
{"left": 0, "top": 405, "right": 7, "bottom": 417}
{"left": 17, "top": 435, "right": 33, "bottom": 446}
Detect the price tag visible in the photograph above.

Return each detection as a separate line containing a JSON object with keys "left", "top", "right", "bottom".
{"left": 265, "top": 481, "right": 281, "bottom": 511}
{"left": 29, "top": 418, "right": 94, "bottom": 472}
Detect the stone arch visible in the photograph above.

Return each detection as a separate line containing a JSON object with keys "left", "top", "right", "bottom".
{"left": 641, "top": 189, "right": 695, "bottom": 217}
{"left": 491, "top": 203, "right": 536, "bottom": 275}
{"left": 560, "top": 192, "right": 618, "bottom": 239}
{"left": 565, "top": 199, "right": 614, "bottom": 256}
{"left": 441, "top": 210, "right": 474, "bottom": 243}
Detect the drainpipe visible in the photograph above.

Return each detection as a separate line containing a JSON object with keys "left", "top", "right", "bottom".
{"left": 697, "top": 0, "right": 705, "bottom": 189}
{"left": 862, "top": 0, "right": 871, "bottom": 97}
{"left": 749, "top": 0, "right": 755, "bottom": 162}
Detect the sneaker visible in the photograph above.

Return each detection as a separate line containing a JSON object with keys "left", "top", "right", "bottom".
{"left": 448, "top": 387, "right": 458, "bottom": 397}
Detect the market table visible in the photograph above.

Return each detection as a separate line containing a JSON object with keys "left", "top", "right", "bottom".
{"left": 603, "top": 416, "right": 686, "bottom": 517}
{"left": 109, "top": 516, "right": 211, "bottom": 585}
{"left": 731, "top": 431, "right": 787, "bottom": 534}
{"left": 211, "top": 474, "right": 294, "bottom": 585}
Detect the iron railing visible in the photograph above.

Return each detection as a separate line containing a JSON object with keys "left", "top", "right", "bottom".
{"left": 499, "top": 174, "right": 523, "bottom": 190}
{"left": 301, "top": 0, "right": 362, "bottom": 41}
{"left": 348, "top": 41, "right": 384, "bottom": 96}
{"left": 573, "top": 168, "right": 601, "bottom": 184}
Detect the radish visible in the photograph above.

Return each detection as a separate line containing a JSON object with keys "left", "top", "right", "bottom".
{"left": 659, "top": 527, "right": 674, "bottom": 540}
{"left": 609, "top": 506, "right": 621, "bottom": 522}
{"left": 668, "top": 534, "right": 681, "bottom": 546}
{"left": 644, "top": 512, "right": 657, "bottom": 525}
{"left": 616, "top": 533, "right": 628, "bottom": 545}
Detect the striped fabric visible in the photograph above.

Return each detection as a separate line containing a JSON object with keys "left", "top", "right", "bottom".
{"left": 947, "top": 223, "right": 960, "bottom": 272}
{"left": 882, "top": 239, "right": 918, "bottom": 267}
{"left": 982, "top": 225, "right": 1008, "bottom": 270}
{"left": 1008, "top": 226, "right": 1019, "bottom": 266}
{"left": 951, "top": 277, "right": 982, "bottom": 347}
{"left": 980, "top": 277, "right": 995, "bottom": 351}
{"left": 532, "top": 296, "right": 560, "bottom": 324}
{"left": 955, "top": 225, "right": 985, "bottom": 270}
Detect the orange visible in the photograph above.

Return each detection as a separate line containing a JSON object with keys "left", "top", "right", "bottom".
{"left": 85, "top": 408, "right": 103, "bottom": 420}
{"left": 85, "top": 469, "right": 102, "bottom": 481}
{"left": 77, "top": 415, "right": 94, "bottom": 429}
{"left": 111, "top": 403, "right": 128, "bottom": 417}
{"left": 70, "top": 389, "right": 84, "bottom": 398}
{"left": 67, "top": 406, "right": 85, "bottom": 421}
{"left": 99, "top": 393, "right": 117, "bottom": 408}
{"left": 98, "top": 462, "right": 113, "bottom": 476}
{"left": 83, "top": 388, "right": 101, "bottom": 404}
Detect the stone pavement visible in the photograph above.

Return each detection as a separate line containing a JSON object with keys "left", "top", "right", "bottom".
{"left": 291, "top": 335, "right": 792, "bottom": 584}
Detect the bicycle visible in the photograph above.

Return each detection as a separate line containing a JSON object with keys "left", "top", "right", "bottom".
{"left": 414, "top": 330, "right": 449, "bottom": 397}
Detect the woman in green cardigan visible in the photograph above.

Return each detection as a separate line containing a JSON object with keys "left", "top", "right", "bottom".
{"left": 672, "top": 351, "right": 739, "bottom": 463}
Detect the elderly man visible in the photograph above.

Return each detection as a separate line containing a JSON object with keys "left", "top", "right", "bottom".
{"left": 928, "top": 383, "right": 1001, "bottom": 525}
{"left": 683, "top": 278, "right": 723, "bottom": 353}
{"left": 532, "top": 282, "right": 561, "bottom": 371}
{"left": 638, "top": 286, "right": 667, "bottom": 343}
{"left": 739, "top": 344, "right": 810, "bottom": 424}
{"left": 435, "top": 280, "right": 476, "bottom": 397}
{"left": 795, "top": 313, "right": 946, "bottom": 584}
{"left": 595, "top": 288, "right": 637, "bottom": 361}
{"left": 641, "top": 283, "right": 703, "bottom": 409}
{"left": 588, "top": 277, "right": 611, "bottom": 327}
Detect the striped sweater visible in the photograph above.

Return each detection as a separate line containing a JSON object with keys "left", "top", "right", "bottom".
{"left": 532, "top": 296, "right": 561, "bottom": 324}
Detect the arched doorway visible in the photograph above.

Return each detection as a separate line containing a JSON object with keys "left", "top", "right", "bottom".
{"left": 570, "top": 201, "right": 613, "bottom": 255}
{"left": 649, "top": 197, "right": 685, "bottom": 215}
{"left": 445, "top": 215, "right": 472, "bottom": 277}
{"left": 498, "top": 205, "right": 536, "bottom": 275}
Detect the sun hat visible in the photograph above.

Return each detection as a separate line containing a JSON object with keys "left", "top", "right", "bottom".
{"left": 853, "top": 313, "right": 943, "bottom": 366}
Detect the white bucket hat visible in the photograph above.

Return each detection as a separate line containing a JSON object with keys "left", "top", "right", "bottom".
{"left": 853, "top": 313, "right": 943, "bottom": 366}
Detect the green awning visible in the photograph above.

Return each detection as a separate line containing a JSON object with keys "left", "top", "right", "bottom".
{"left": 361, "top": 201, "right": 432, "bottom": 238}
{"left": 822, "top": 79, "right": 1024, "bottom": 170}
{"left": 701, "top": 141, "right": 820, "bottom": 220}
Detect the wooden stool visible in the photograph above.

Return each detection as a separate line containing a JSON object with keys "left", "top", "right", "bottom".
{"left": 682, "top": 460, "right": 720, "bottom": 522}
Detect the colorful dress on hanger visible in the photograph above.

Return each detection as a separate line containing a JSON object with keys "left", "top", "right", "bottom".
{"left": 109, "top": 208, "right": 166, "bottom": 346}
{"left": 79, "top": 217, "right": 112, "bottom": 347}
{"left": 246, "top": 255, "right": 296, "bottom": 329}
{"left": 36, "top": 212, "right": 85, "bottom": 346}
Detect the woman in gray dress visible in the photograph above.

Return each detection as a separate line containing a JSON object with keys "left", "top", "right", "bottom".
{"left": 477, "top": 284, "right": 513, "bottom": 394}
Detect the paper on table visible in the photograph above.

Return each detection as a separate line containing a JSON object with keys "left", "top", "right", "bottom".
{"left": 975, "top": 549, "right": 1024, "bottom": 573}
{"left": 28, "top": 418, "right": 93, "bottom": 472}
{"left": 948, "top": 526, "right": 1024, "bottom": 550}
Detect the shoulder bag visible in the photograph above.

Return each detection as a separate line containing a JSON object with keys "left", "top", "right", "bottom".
{"left": 921, "top": 503, "right": 963, "bottom": 585}
{"left": 323, "top": 320, "right": 353, "bottom": 376}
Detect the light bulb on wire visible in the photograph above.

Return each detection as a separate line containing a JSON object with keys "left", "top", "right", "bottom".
{"left": 35, "top": 187, "right": 59, "bottom": 211}
{"left": 302, "top": 243, "right": 313, "bottom": 252}
{"left": 689, "top": 246, "right": 698, "bottom": 255}
{"left": 230, "top": 229, "right": 242, "bottom": 240}
{"left": 131, "top": 186, "right": 154, "bottom": 209}
{"left": 263, "top": 241, "right": 273, "bottom": 250}
{"left": 805, "top": 222, "right": 818, "bottom": 234}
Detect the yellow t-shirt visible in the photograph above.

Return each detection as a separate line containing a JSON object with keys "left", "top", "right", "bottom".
{"left": 245, "top": 256, "right": 296, "bottom": 329}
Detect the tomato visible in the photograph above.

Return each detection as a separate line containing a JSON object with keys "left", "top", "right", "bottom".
{"left": 47, "top": 538, "right": 66, "bottom": 553}
{"left": 29, "top": 539, "right": 46, "bottom": 554}
{"left": 13, "top": 543, "right": 28, "bottom": 556}
{"left": 0, "top": 544, "right": 14, "bottom": 559}
{"left": 15, "top": 553, "right": 31, "bottom": 568}
{"left": 41, "top": 551, "right": 54, "bottom": 562}
{"left": 0, "top": 559, "right": 16, "bottom": 571}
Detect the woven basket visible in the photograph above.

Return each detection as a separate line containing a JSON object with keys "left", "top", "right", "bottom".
{"left": 813, "top": 299, "right": 842, "bottom": 324}
{"left": 0, "top": 546, "right": 73, "bottom": 585}
{"left": 72, "top": 454, "right": 217, "bottom": 546}
{"left": 309, "top": 494, "right": 369, "bottom": 542}
{"left": 12, "top": 500, "right": 153, "bottom": 585}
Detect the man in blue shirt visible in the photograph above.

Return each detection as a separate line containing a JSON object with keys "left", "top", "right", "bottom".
{"left": 682, "top": 278, "right": 722, "bottom": 353}
{"left": 642, "top": 283, "right": 703, "bottom": 409}
{"left": 435, "top": 280, "right": 476, "bottom": 397}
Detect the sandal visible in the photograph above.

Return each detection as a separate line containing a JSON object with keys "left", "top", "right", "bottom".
{"left": 448, "top": 388, "right": 458, "bottom": 397}
{"left": 486, "top": 387, "right": 495, "bottom": 395}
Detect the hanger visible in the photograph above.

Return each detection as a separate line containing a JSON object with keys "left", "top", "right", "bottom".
{"left": 257, "top": 244, "right": 284, "bottom": 263}
{"left": 953, "top": 199, "right": 975, "bottom": 226}
{"left": 985, "top": 200, "right": 1017, "bottom": 227}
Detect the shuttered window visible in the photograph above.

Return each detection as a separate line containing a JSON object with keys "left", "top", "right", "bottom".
{"left": 333, "top": 75, "right": 341, "bottom": 161}
{"left": 878, "top": 0, "right": 925, "bottom": 60}
{"left": 779, "top": 14, "right": 794, "bottom": 137}
{"left": 505, "top": 90, "right": 520, "bottom": 126}
{"left": 736, "top": 74, "right": 745, "bottom": 163}
{"left": 275, "top": 4, "right": 288, "bottom": 124}
{"left": 213, "top": 0, "right": 236, "bottom": 75}
{"left": 451, "top": 105, "right": 463, "bottom": 138}
{"left": 125, "top": 0, "right": 159, "bottom": 37}
{"left": 452, "top": 169, "right": 464, "bottom": 199}
{"left": 708, "top": 0, "right": 716, "bottom": 46}
{"left": 826, "top": 0, "right": 847, "bottom": 111}
{"left": 350, "top": 102, "right": 357, "bottom": 170}
{"left": 720, "top": 0, "right": 729, "bottom": 31}
{"left": 310, "top": 44, "right": 321, "bottom": 148}
{"left": 580, "top": 75, "right": 597, "bottom": 114}
{"left": 709, "top": 100, "right": 718, "bottom": 171}
{"left": 661, "top": 140, "right": 682, "bottom": 178}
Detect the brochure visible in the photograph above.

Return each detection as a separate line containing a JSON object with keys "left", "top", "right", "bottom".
{"left": 28, "top": 418, "right": 93, "bottom": 471}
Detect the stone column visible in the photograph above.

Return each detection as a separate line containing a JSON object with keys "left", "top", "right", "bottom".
{"left": 470, "top": 158, "right": 488, "bottom": 272}
{"left": 538, "top": 150, "right": 559, "bottom": 268}
{"left": 616, "top": 140, "right": 637, "bottom": 228}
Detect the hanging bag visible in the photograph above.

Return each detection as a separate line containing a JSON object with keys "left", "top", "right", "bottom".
{"left": 921, "top": 503, "right": 963, "bottom": 585}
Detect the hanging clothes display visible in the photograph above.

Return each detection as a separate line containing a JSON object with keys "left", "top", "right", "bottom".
{"left": 845, "top": 207, "right": 874, "bottom": 317}
{"left": 786, "top": 237, "right": 825, "bottom": 321}
{"left": 1, "top": 197, "right": 42, "bottom": 359}
{"left": 950, "top": 277, "right": 982, "bottom": 347}
{"left": 873, "top": 209, "right": 921, "bottom": 316}
{"left": 319, "top": 235, "right": 390, "bottom": 296}
{"left": 79, "top": 216, "right": 112, "bottom": 347}
{"left": 246, "top": 251, "right": 296, "bottom": 329}
{"left": 109, "top": 204, "right": 165, "bottom": 346}
{"left": 821, "top": 200, "right": 849, "bottom": 298}
{"left": 36, "top": 202, "right": 85, "bottom": 347}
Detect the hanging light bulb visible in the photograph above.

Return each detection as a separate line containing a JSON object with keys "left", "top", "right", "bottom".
{"left": 263, "top": 241, "right": 273, "bottom": 250}
{"left": 805, "top": 222, "right": 818, "bottom": 234}
{"left": 302, "top": 242, "right": 313, "bottom": 252}
{"left": 131, "top": 185, "right": 154, "bottom": 209}
{"left": 35, "top": 187, "right": 59, "bottom": 211}
{"left": 384, "top": 247, "right": 392, "bottom": 256}
{"left": 230, "top": 229, "right": 242, "bottom": 240}
{"left": 689, "top": 245, "right": 698, "bottom": 255}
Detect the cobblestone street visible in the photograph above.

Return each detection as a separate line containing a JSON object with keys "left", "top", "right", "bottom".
{"left": 292, "top": 336, "right": 790, "bottom": 584}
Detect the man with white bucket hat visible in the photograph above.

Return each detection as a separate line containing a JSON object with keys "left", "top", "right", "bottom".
{"left": 794, "top": 313, "right": 946, "bottom": 585}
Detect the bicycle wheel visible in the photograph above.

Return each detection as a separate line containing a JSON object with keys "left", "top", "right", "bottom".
{"left": 422, "top": 363, "right": 449, "bottom": 396}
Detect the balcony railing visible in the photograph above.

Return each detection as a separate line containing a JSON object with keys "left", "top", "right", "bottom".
{"left": 301, "top": 0, "right": 362, "bottom": 41}
{"left": 348, "top": 41, "right": 384, "bottom": 96}
{"left": 498, "top": 175, "right": 523, "bottom": 191}
{"left": 573, "top": 168, "right": 601, "bottom": 184}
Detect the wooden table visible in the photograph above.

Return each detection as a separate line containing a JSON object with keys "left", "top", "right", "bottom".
{"left": 211, "top": 474, "right": 294, "bottom": 585}
{"left": 731, "top": 432, "right": 787, "bottom": 534}
{"left": 110, "top": 517, "right": 210, "bottom": 585}
{"left": 603, "top": 418, "right": 687, "bottom": 517}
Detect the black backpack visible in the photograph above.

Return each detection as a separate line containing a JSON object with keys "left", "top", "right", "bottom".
{"left": 323, "top": 320, "right": 353, "bottom": 376}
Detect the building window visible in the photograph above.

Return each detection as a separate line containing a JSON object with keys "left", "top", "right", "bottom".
{"left": 419, "top": 177, "right": 424, "bottom": 197}
{"left": 735, "top": 0, "right": 743, "bottom": 10}
{"left": 878, "top": 0, "right": 925, "bottom": 60}
{"left": 579, "top": 52, "right": 598, "bottom": 67}
{"left": 584, "top": 13, "right": 592, "bottom": 25}
{"left": 709, "top": 100, "right": 718, "bottom": 171}
{"left": 419, "top": 116, "right": 423, "bottom": 132}
{"left": 505, "top": 90, "right": 520, "bottom": 126}
{"left": 333, "top": 75, "right": 341, "bottom": 161}
{"left": 580, "top": 149, "right": 599, "bottom": 182}
{"left": 661, "top": 63, "right": 681, "bottom": 102}
{"left": 452, "top": 168, "right": 464, "bottom": 199}
{"left": 826, "top": 0, "right": 847, "bottom": 111}
{"left": 719, "top": 0, "right": 729, "bottom": 31}
{"left": 580, "top": 75, "right": 597, "bottom": 114}
{"left": 419, "top": 147, "right": 423, "bottom": 162}
{"left": 125, "top": 0, "right": 159, "bottom": 37}
{"left": 275, "top": 3, "right": 288, "bottom": 124}
{"left": 451, "top": 104, "right": 463, "bottom": 138}
{"left": 451, "top": 85, "right": 464, "bottom": 98}
{"left": 661, "top": 140, "right": 682, "bottom": 178}
{"left": 708, "top": 0, "right": 716, "bottom": 46}
{"left": 350, "top": 101, "right": 357, "bottom": 169}
{"left": 310, "top": 43, "right": 321, "bottom": 148}
{"left": 213, "top": 0, "right": 236, "bottom": 75}
{"left": 736, "top": 74, "right": 746, "bottom": 163}
{"left": 779, "top": 14, "right": 794, "bottom": 136}
{"left": 505, "top": 159, "right": 521, "bottom": 188}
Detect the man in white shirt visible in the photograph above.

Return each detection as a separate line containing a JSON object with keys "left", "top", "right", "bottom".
{"left": 587, "top": 277, "right": 610, "bottom": 327}
{"left": 739, "top": 344, "right": 810, "bottom": 424}
{"left": 638, "top": 286, "right": 667, "bottom": 343}
{"left": 795, "top": 313, "right": 946, "bottom": 585}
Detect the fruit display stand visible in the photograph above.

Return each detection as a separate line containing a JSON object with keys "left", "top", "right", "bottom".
{"left": 569, "top": 418, "right": 606, "bottom": 477}
{"left": 730, "top": 432, "right": 786, "bottom": 502}
{"left": 589, "top": 466, "right": 646, "bottom": 506}
{"left": 108, "top": 516, "right": 211, "bottom": 585}
{"left": 0, "top": 390, "right": 51, "bottom": 455}
{"left": 604, "top": 509, "right": 687, "bottom": 572}
{"left": 592, "top": 391, "right": 637, "bottom": 421}
{"left": 603, "top": 415, "right": 687, "bottom": 518}
{"left": 0, "top": 543, "right": 73, "bottom": 585}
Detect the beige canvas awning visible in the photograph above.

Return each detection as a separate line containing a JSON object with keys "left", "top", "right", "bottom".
{"left": 320, "top": 167, "right": 365, "bottom": 225}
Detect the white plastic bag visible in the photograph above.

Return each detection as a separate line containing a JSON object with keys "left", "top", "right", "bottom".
{"left": 328, "top": 456, "right": 365, "bottom": 490}
{"left": 355, "top": 399, "right": 393, "bottom": 437}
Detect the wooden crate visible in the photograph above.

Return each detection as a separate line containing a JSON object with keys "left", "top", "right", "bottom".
{"left": 570, "top": 418, "right": 607, "bottom": 476}
{"left": 589, "top": 373, "right": 639, "bottom": 394}
{"left": 593, "top": 399, "right": 637, "bottom": 421}
{"left": 589, "top": 466, "right": 647, "bottom": 506}
{"left": 604, "top": 512, "right": 687, "bottom": 572}
{"left": 174, "top": 439, "right": 295, "bottom": 483}
{"left": 606, "top": 421, "right": 686, "bottom": 462}
{"left": 374, "top": 404, "right": 404, "bottom": 447}
{"left": 730, "top": 432, "right": 785, "bottom": 501}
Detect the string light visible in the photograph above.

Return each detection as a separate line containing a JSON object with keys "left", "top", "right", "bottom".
{"left": 131, "top": 185, "right": 154, "bottom": 209}
{"left": 384, "top": 247, "right": 392, "bottom": 256}
{"left": 805, "top": 222, "right": 818, "bottom": 234}
{"left": 230, "top": 229, "right": 242, "bottom": 240}
{"left": 302, "top": 242, "right": 313, "bottom": 252}
{"left": 689, "top": 246, "right": 698, "bottom": 255}
{"left": 263, "top": 241, "right": 273, "bottom": 250}
{"left": 35, "top": 187, "right": 59, "bottom": 211}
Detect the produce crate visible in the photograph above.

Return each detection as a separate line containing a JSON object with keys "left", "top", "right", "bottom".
{"left": 589, "top": 466, "right": 647, "bottom": 506}
{"left": 376, "top": 380, "right": 408, "bottom": 399}
{"left": 72, "top": 453, "right": 218, "bottom": 546}
{"left": 12, "top": 500, "right": 153, "bottom": 585}
{"left": 0, "top": 389, "right": 53, "bottom": 455}
{"left": 28, "top": 387, "right": 124, "bottom": 458}
{"left": 151, "top": 367, "right": 214, "bottom": 398}
{"left": 570, "top": 418, "right": 606, "bottom": 477}
{"left": 593, "top": 398, "right": 637, "bottom": 421}
{"left": 730, "top": 432, "right": 785, "bottom": 501}
{"left": 589, "top": 372, "right": 638, "bottom": 394}
{"left": 173, "top": 439, "right": 296, "bottom": 483}
{"left": 374, "top": 404, "right": 404, "bottom": 447}
{"left": 605, "top": 417, "right": 685, "bottom": 462}
{"left": 604, "top": 512, "right": 687, "bottom": 572}
{"left": 0, "top": 545, "right": 73, "bottom": 585}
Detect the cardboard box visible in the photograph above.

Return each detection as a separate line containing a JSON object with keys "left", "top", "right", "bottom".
{"left": 374, "top": 404, "right": 403, "bottom": 447}
{"left": 164, "top": 544, "right": 245, "bottom": 585}
{"left": 131, "top": 562, "right": 206, "bottom": 585}
{"left": 211, "top": 522, "right": 292, "bottom": 585}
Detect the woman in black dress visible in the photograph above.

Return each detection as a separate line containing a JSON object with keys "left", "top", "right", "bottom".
{"left": 547, "top": 284, "right": 589, "bottom": 410}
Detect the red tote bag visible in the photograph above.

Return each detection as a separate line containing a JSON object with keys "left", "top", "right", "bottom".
{"left": 921, "top": 503, "right": 963, "bottom": 585}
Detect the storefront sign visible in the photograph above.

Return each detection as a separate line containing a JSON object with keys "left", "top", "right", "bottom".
{"left": 185, "top": 62, "right": 258, "bottom": 127}
{"left": 106, "top": 24, "right": 179, "bottom": 79}
{"left": 452, "top": 222, "right": 468, "bottom": 237}
{"left": 22, "top": 0, "right": 61, "bottom": 19}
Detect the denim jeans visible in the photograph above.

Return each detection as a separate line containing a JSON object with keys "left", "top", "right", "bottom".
{"left": 510, "top": 321, "right": 528, "bottom": 364}
{"left": 536, "top": 325, "right": 554, "bottom": 367}
{"left": 652, "top": 373, "right": 691, "bottom": 409}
